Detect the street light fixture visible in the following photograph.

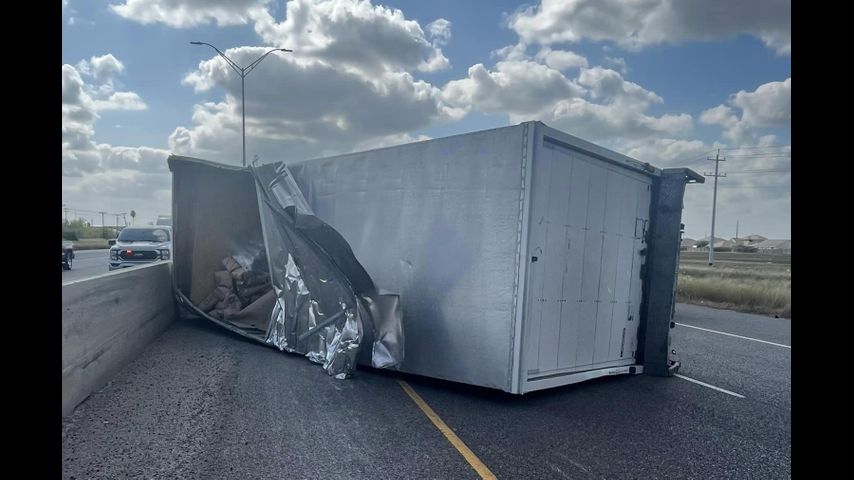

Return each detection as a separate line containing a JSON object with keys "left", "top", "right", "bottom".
{"left": 190, "top": 42, "right": 292, "bottom": 166}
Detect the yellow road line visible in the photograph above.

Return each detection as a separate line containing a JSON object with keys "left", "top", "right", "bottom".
{"left": 397, "top": 379, "right": 497, "bottom": 480}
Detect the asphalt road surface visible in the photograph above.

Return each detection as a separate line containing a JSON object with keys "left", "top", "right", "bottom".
{"left": 62, "top": 304, "right": 791, "bottom": 479}
{"left": 61, "top": 249, "right": 160, "bottom": 283}
{"left": 61, "top": 249, "right": 113, "bottom": 283}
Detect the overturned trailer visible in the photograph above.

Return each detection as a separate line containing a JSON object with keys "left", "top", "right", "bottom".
{"left": 170, "top": 121, "right": 701, "bottom": 393}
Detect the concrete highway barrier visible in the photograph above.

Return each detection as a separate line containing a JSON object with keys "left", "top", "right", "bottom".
{"left": 62, "top": 262, "right": 175, "bottom": 417}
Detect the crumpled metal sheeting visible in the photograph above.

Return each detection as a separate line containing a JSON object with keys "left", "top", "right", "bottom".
{"left": 263, "top": 243, "right": 364, "bottom": 378}
{"left": 358, "top": 291, "right": 404, "bottom": 369}
{"left": 250, "top": 161, "right": 405, "bottom": 377}
{"left": 317, "top": 307, "right": 362, "bottom": 379}
{"left": 254, "top": 164, "right": 366, "bottom": 378}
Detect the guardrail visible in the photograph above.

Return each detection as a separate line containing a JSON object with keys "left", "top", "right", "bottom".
{"left": 62, "top": 262, "right": 176, "bottom": 417}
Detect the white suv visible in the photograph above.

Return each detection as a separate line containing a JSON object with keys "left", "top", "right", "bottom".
{"left": 109, "top": 226, "right": 172, "bottom": 271}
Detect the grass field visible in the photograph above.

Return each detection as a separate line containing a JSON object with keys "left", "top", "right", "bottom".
{"left": 677, "top": 251, "right": 791, "bottom": 318}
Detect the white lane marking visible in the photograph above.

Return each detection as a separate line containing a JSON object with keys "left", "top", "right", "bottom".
{"left": 675, "top": 374, "right": 746, "bottom": 399}
{"left": 675, "top": 323, "right": 791, "bottom": 349}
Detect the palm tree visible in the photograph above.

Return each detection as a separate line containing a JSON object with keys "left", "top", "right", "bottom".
{"left": 130, "top": 210, "right": 136, "bottom": 225}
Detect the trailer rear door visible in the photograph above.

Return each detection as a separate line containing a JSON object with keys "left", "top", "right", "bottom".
{"left": 523, "top": 138, "right": 652, "bottom": 382}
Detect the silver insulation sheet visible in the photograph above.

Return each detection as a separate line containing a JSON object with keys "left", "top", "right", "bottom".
{"left": 252, "top": 162, "right": 404, "bottom": 377}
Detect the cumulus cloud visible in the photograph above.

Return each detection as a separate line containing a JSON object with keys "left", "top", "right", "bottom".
{"left": 623, "top": 138, "right": 712, "bottom": 166}
{"left": 62, "top": 65, "right": 97, "bottom": 138}
{"left": 112, "top": 0, "right": 450, "bottom": 74}
{"left": 426, "top": 18, "right": 451, "bottom": 46}
{"left": 93, "top": 92, "right": 148, "bottom": 111}
{"left": 76, "top": 54, "right": 124, "bottom": 82}
{"left": 175, "top": 47, "right": 463, "bottom": 163}
{"left": 534, "top": 47, "right": 588, "bottom": 70}
{"left": 508, "top": 0, "right": 791, "bottom": 55}
{"left": 64, "top": 54, "right": 148, "bottom": 124}
{"left": 732, "top": 78, "right": 791, "bottom": 128}
{"left": 171, "top": 2, "right": 464, "bottom": 164}
{"left": 443, "top": 59, "right": 692, "bottom": 143}
{"left": 110, "top": 0, "right": 269, "bottom": 28}
{"left": 442, "top": 60, "right": 585, "bottom": 118}
{"left": 455, "top": 40, "right": 692, "bottom": 144}
{"left": 250, "top": 0, "right": 449, "bottom": 73}
{"left": 578, "top": 66, "right": 657, "bottom": 105}
{"left": 604, "top": 56, "right": 627, "bottom": 74}
{"left": 546, "top": 97, "right": 692, "bottom": 143}
{"left": 110, "top": 0, "right": 452, "bottom": 73}
{"left": 88, "top": 0, "right": 788, "bottom": 236}
{"left": 62, "top": 60, "right": 164, "bottom": 175}
{"left": 701, "top": 78, "right": 790, "bottom": 144}
{"left": 62, "top": 57, "right": 170, "bottom": 224}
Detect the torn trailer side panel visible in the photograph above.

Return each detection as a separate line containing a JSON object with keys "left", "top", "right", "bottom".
{"left": 167, "top": 157, "right": 404, "bottom": 378}
{"left": 287, "top": 121, "right": 702, "bottom": 393}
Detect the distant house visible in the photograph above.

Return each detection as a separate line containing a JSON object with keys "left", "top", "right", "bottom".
{"left": 697, "top": 236, "right": 733, "bottom": 250}
{"left": 713, "top": 239, "right": 734, "bottom": 250}
{"left": 732, "top": 234, "right": 767, "bottom": 246}
{"left": 753, "top": 239, "right": 791, "bottom": 255}
{"left": 680, "top": 237, "right": 696, "bottom": 250}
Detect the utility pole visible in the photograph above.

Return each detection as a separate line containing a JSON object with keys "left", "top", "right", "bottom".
{"left": 704, "top": 149, "right": 726, "bottom": 265}
{"left": 99, "top": 211, "right": 106, "bottom": 239}
{"left": 735, "top": 219, "right": 739, "bottom": 243}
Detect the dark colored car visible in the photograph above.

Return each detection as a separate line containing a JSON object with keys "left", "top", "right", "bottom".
{"left": 62, "top": 240, "right": 74, "bottom": 270}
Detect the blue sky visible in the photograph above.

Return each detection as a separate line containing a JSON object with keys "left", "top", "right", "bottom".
{"left": 62, "top": 0, "right": 791, "bottom": 239}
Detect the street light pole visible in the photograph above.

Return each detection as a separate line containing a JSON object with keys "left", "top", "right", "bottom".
{"left": 189, "top": 42, "right": 292, "bottom": 166}
{"left": 242, "top": 75, "right": 246, "bottom": 169}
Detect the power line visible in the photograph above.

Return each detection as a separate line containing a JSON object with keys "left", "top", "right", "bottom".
{"left": 63, "top": 205, "right": 127, "bottom": 217}
{"left": 66, "top": 207, "right": 109, "bottom": 215}
{"left": 717, "top": 184, "right": 789, "bottom": 189}
{"left": 675, "top": 145, "right": 791, "bottom": 164}
{"left": 724, "top": 154, "right": 791, "bottom": 159}
{"left": 717, "top": 145, "right": 791, "bottom": 151}
{"left": 672, "top": 149, "right": 723, "bottom": 165}
{"left": 726, "top": 169, "right": 791, "bottom": 174}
